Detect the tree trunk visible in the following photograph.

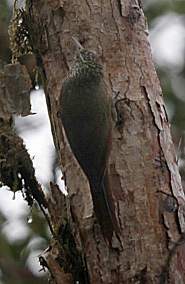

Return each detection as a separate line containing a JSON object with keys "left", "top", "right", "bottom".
{"left": 20, "top": 0, "right": 185, "bottom": 283}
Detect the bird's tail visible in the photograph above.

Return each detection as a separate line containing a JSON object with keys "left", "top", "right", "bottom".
{"left": 90, "top": 172, "right": 119, "bottom": 242}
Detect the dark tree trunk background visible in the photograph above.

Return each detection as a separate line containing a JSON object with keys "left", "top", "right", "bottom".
{"left": 5, "top": 0, "right": 185, "bottom": 283}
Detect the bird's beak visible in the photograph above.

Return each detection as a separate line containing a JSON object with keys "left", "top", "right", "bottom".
{"left": 72, "top": 37, "right": 85, "bottom": 62}
{"left": 72, "top": 37, "right": 84, "bottom": 51}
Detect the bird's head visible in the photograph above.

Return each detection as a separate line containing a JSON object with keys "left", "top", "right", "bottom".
{"left": 71, "top": 37, "right": 103, "bottom": 79}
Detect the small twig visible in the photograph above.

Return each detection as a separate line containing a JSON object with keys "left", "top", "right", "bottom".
{"left": 38, "top": 202, "right": 56, "bottom": 238}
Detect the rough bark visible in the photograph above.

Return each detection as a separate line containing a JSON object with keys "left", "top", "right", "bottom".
{"left": 19, "top": 0, "right": 185, "bottom": 283}
{"left": 0, "top": 62, "right": 47, "bottom": 210}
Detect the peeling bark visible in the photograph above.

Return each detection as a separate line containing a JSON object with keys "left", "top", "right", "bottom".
{"left": 0, "top": 62, "right": 47, "bottom": 208}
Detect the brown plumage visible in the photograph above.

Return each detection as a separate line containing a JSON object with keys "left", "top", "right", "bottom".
{"left": 60, "top": 39, "right": 119, "bottom": 241}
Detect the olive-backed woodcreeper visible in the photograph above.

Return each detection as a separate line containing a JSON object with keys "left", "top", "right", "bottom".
{"left": 60, "top": 38, "right": 118, "bottom": 240}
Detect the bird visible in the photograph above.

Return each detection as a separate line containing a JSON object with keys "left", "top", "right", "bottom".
{"left": 60, "top": 37, "right": 119, "bottom": 241}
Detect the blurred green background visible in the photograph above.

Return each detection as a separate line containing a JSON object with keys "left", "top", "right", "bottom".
{"left": 0, "top": 0, "right": 185, "bottom": 283}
